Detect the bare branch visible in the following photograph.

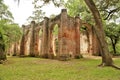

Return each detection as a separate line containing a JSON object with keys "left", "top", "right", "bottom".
{"left": 104, "top": 7, "right": 120, "bottom": 20}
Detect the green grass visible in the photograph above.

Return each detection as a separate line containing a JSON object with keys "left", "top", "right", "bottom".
{"left": 0, "top": 57, "right": 120, "bottom": 80}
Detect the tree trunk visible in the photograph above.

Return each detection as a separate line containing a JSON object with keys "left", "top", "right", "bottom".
{"left": 84, "top": 0, "right": 113, "bottom": 66}
{"left": 113, "top": 43, "right": 116, "bottom": 54}
{"left": 110, "top": 38, "right": 116, "bottom": 54}
{"left": 0, "top": 32, "right": 6, "bottom": 63}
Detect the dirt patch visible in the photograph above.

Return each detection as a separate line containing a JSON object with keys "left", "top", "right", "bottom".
{"left": 83, "top": 55, "right": 101, "bottom": 59}
{"left": 83, "top": 55, "right": 120, "bottom": 60}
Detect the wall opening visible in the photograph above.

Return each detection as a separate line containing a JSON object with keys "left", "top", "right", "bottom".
{"left": 39, "top": 29, "right": 43, "bottom": 56}
{"left": 80, "top": 26, "right": 89, "bottom": 54}
{"left": 52, "top": 24, "right": 59, "bottom": 57}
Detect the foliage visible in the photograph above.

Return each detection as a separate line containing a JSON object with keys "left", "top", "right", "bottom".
{"left": 53, "top": 24, "right": 58, "bottom": 36}
{"left": 0, "top": 0, "right": 14, "bottom": 21}
{"left": 0, "top": 1, "right": 22, "bottom": 60}
{"left": 65, "top": 0, "right": 92, "bottom": 23}
{"left": 105, "top": 23, "right": 120, "bottom": 38}
{"left": 95, "top": 0, "right": 120, "bottom": 20}
{"left": 0, "top": 0, "right": 14, "bottom": 60}
{"left": 0, "top": 31, "right": 6, "bottom": 61}
{"left": 27, "top": 0, "right": 45, "bottom": 23}
{"left": 105, "top": 22, "right": 120, "bottom": 54}
{"left": 40, "top": 0, "right": 64, "bottom": 7}
{"left": 0, "top": 19, "right": 22, "bottom": 50}
{"left": 0, "top": 57, "right": 120, "bottom": 80}
{"left": 0, "top": 20, "right": 6, "bottom": 61}
{"left": 64, "top": 0, "right": 94, "bottom": 25}
{"left": 65, "top": 0, "right": 120, "bottom": 23}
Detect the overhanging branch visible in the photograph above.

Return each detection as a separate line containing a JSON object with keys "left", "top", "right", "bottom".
{"left": 104, "top": 7, "right": 120, "bottom": 20}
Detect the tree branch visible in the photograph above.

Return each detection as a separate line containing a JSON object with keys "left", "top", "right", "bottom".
{"left": 104, "top": 7, "right": 120, "bottom": 20}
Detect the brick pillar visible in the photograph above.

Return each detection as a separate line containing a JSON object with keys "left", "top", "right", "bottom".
{"left": 48, "top": 28, "right": 55, "bottom": 59}
{"left": 74, "top": 16, "right": 82, "bottom": 58}
{"left": 41, "top": 17, "right": 49, "bottom": 58}
{"left": 88, "top": 26, "right": 93, "bottom": 55}
{"left": 20, "top": 25, "right": 26, "bottom": 55}
{"left": 58, "top": 9, "right": 71, "bottom": 60}
{"left": 30, "top": 21, "right": 35, "bottom": 56}
{"left": 34, "top": 26, "right": 40, "bottom": 56}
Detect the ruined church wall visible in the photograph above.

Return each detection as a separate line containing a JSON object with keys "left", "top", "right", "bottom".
{"left": 17, "top": 9, "right": 101, "bottom": 59}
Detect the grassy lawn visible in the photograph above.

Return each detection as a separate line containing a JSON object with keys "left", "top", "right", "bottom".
{"left": 0, "top": 57, "right": 120, "bottom": 80}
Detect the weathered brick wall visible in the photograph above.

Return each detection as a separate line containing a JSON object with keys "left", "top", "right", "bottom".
{"left": 17, "top": 9, "right": 100, "bottom": 60}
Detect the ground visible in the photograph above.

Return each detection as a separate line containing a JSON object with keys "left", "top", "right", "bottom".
{"left": 0, "top": 56, "right": 120, "bottom": 80}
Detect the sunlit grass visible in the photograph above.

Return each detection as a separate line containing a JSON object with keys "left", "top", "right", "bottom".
{"left": 0, "top": 57, "right": 120, "bottom": 80}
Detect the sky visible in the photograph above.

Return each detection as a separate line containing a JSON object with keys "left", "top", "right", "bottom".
{"left": 4, "top": 0, "right": 63, "bottom": 26}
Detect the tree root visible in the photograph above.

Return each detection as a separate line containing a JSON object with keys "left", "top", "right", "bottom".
{"left": 98, "top": 63, "right": 120, "bottom": 70}
{"left": 98, "top": 63, "right": 106, "bottom": 67}
{"left": 111, "top": 64, "right": 120, "bottom": 70}
{"left": 0, "top": 59, "right": 7, "bottom": 64}
{"left": 0, "top": 60, "right": 5, "bottom": 64}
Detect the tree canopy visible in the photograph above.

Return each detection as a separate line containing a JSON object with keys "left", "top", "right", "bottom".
{"left": 27, "top": 0, "right": 45, "bottom": 23}
{"left": 0, "top": 0, "right": 14, "bottom": 21}
{"left": 105, "top": 22, "right": 120, "bottom": 54}
{"left": 0, "top": 0, "right": 22, "bottom": 62}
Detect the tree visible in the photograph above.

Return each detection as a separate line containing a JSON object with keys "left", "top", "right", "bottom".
{"left": 105, "top": 22, "right": 120, "bottom": 54}
{"left": 0, "top": 0, "right": 14, "bottom": 21}
{"left": 0, "top": 0, "right": 12, "bottom": 62}
{"left": 0, "top": 24, "right": 6, "bottom": 63}
{"left": 0, "top": 0, "right": 21, "bottom": 62}
{"left": 84, "top": 0, "right": 113, "bottom": 66}
{"left": 94, "top": 0, "right": 120, "bottom": 20}
{"left": 27, "top": 0, "right": 45, "bottom": 23}
{"left": 65, "top": 0, "right": 93, "bottom": 23}
{"left": 84, "top": 0, "right": 120, "bottom": 69}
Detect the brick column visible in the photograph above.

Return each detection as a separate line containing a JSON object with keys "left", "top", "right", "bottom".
{"left": 41, "top": 17, "right": 49, "bottom": 58}
{"left": 20, "top": 25, "right": 26, "bottom": 55}
{"left": 58, "top": 9, "right": 70, "bottom": 60}
{"left": 30, "top": 21, "right": 36, "bottom": 56}
{"left": 74, "top": 16, "right": 82, "bottom": 58}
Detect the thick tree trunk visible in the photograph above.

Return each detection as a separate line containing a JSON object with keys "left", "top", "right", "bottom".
{"left": 0, "top": 46, "right": 6, "bottom": 62}
{"left": 113, "top": 43, "right": 116, "bottom": 54}
{"left": 84, "top": 0, "right": 113, "bottom": 66}
{"left": 110, "top": 38, "right": 116, "bottom": 54}
{"left": 0, "top": 32, "right": 6, "bottom": 63}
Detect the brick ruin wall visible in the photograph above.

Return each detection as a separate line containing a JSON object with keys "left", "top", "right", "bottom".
{"left": 7, "top": 9, "right": 101, "bottom": 60}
